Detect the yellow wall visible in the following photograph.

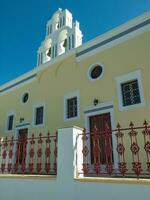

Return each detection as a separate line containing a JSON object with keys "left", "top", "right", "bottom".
{"left": 0, "top": 31, "right": 150, "bottom": 137}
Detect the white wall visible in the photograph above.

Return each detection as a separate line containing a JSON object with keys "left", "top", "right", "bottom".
{"left": 0, "top": 127, "right": 150, "bottom": 200}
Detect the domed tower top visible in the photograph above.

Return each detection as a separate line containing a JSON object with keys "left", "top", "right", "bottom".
{"left": 37, "top": 8, "right": 83, "bottom": 66}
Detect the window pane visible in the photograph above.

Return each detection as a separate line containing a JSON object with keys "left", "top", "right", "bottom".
{"left": 35, "top": 106, "right": 44, "bottom": 125}
{"left": 8, "top": 115, "right": 14, "bottom": 131}
{"left": 67, "top": 97, "right": 77, "bottom": 118}
{"left": 121, "top": 80, "right": 141, "bottom": 106}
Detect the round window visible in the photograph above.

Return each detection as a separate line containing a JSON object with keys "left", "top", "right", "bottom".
{"left": 90, "top": 65, "right": 103, "bottom": 79}
{"left": 22, "top": 92, "right": 29, "bottom": 104}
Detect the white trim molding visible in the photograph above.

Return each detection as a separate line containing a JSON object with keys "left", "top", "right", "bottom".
{"left": 76, "top": 12, "right": 150, "bottom": 62}
{"left": 64, "top": 90, "right": 80, "bottom": 122}
{"left": 15, "top": 124, "right": 30, "bottom": 138}
{"left": 32, "top": 102, "right": 45, "bottom": 128}
{"left": 115, "top": 69, "right": 145, "bottom": 111}
{"left": 84, "top": 101, "right": 115, "bottom": 132}
{"left": 87, "top": 62, "right": 104, "bottom": 81}
{"left": 5, "top": 111, "right": 15, "bottom": 133}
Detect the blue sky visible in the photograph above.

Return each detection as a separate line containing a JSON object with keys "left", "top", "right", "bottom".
{"left": 0, "top": 0, "right": 150, "bottom": 85}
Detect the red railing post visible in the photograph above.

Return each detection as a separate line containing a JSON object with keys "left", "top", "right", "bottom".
{"left": 103, "top": 123, "right": 113, "bottom": 176}
{"left": 29, "top": 133, "right": 35, "bottom": 174}
{"left": 142, "top": 120, "right": 150, "bottom": 172}
{"left": 14, "top": 135, "right": 21, "bottom": 173}
{"left": 21, "top": 134, "right": 27, "bottom": 173}
{"left": 36, "top": 133, "right": 43, "bottom": 174}
{"left": 7, "top": 136, "right": 14, "bottom": 173}
{"left": 116, "top": 123, "right": 127, "bottom": 176}
{"left": 0, "top": 138, "right": 2, "bottom": 168}
{"left": 45, "top": 132, "right": 51, "bottom": 174}
{"left": 53, "top": 131, "right": 58, "bottom": 174}
{"left": 129, "top": 122, "right": 142, "bottom": 177}
{"left": 82, "top": 129, "right": 89, "bottom": 175}
{"left": 1, "top": 137, "right": 8, "bottom": 173}
{"left": 92, "top": 126, "right": 101, "bottom": 175}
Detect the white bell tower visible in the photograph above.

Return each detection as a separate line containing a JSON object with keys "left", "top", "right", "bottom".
{"left": 37, "top": 8, "right": 83, "bottom": 66}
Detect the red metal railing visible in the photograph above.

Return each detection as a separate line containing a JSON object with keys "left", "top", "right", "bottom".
{"left": 79, "top": 121, "right": 150, "bottom": 178}
{"left": 0, "top": 132, "right": 57, "bottom": 175}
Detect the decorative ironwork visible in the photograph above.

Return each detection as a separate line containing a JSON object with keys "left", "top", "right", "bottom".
{"left": 80, "top": 121, "right": 150, "bottom": 178}
{"left": 53, "top": 132, "right": 58, "bottom": 174}
{"left": 142, "top": 120, "right": 150, "bottom": 172}
{"left": 1, "top": 137, "right": 8, "bottom": 173}
{"left": 92, "top": 126, "right": 101, "bottom": 175}
{"left": 7, "top": 136, "right": 14, "bottom": 173}
{"left": 115, "top": 123, "right": 127, "bottom": 176}
{"left": 45, "top": 132, "right": 51, "bottom": 174}
{"left": 36, "top": 133, "right": 43, "bottom": 174}
{"left": 117, "top": 144, "right": 125, "bottom": 155}
{"left": 130, "top": 142, "right": 140, "bottom": 154}
{"left": 129, "top": 122, "right": 142, "bottom": 177}
{"left": 29, "top": 133, "right": 35, "bottom": 174}
{"left": 0, "top": 131, "right": 57, "bottom": 175}
{"left": 103, "top": 123, "right": 113, "bottom": 175}
{"left": 82, "top": 129, "right": 90, "bottom": 175}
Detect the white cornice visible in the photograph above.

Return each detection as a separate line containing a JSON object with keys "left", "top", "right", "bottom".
{"left": 76, "top": 11, "right": 150, "bottom": 60}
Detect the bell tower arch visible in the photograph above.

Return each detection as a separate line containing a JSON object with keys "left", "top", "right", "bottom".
{"left": 37, "top": 8, "right": 83, "bottom": 66}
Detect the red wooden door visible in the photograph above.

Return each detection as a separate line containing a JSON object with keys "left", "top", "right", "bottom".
{"left": 89, "top": 113, "right": 113, "bottom": 164}
{"left": 16, "top": 129, "right": 28, "bottom": 165}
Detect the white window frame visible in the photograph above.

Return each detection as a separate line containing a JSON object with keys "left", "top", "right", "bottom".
{"left": 20, "top": 90, "right": 30, "bottom": 105}
{"left": 115, "top": 70, "right": 145, "bottom": 111}
{"left": 5, "top": 111, "right": 15, "bottom": 133}
{"left": 32, "top": 102, "right": 45, "bottom": 128}
{"left": 87, "top": 62, "right": 104, "bottom": 81}
{"left": 64, "top": 90, "right": 80, "bottom": 122}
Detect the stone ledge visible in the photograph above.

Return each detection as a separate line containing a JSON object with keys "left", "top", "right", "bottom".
{"left": 75, "top": 177, "right": 150, "bottom": 185}
{"left": 0, "top": 174, "right": 57, "bottom": 180}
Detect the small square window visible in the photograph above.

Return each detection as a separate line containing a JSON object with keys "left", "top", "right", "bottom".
{"left": 7, "top": 115, "right": 14, "bottom": 131}
{"left": 121, "top": 80, "right": 141, "bottom": 106}
{"left": 67, "top": 97, "right": 77, "bottom": 118}
{"left": 115, "top": 70, "right": 145, "bottom": 111}
{"left": 35, "top": 106, "right": 44, "bottom": 125}
{"left": 64, "top": 91, "right": 80, "bottom": 121}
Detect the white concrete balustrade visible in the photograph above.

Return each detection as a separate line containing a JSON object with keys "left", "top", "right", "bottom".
{"left": 0, "top": 127, "right": 150, "bottom": 200}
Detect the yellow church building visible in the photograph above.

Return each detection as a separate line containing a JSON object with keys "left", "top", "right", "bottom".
{"left": 0, "top": 9, "right": 150, "bottom": 179}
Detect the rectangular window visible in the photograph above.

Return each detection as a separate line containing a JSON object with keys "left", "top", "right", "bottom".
{"left": 67, "top": 97, "right": 77, "bottom": 118}
{"left": 7, "top": 115, "right": 14, "bottom": 131}
{"left": 121, "top": 80, "right": 141, "bottom": 106}
{"left": 35, "top": 106, "right": 44, "bottom": 125}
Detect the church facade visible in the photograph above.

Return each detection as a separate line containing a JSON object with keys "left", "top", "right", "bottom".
{"left": 0, "top": 8, "right": 150, "bottom": 145}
